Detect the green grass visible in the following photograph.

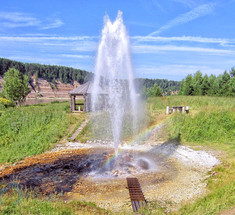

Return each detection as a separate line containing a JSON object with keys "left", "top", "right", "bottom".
{"left": 148, "top": 96, "right": 235, "bottom": 146}
{"left": 168, "top": 111, "right": 235, "bottom": 146}
{"left": 147, "top": 96, "right": 234, "bottom": 112}
{"left": 0, "top": 102, "right": 76, "bottom": 164}
{"left": 67, "top": 112, "right": 87, "bottom": 140}
{"left": 0, "top": 191, "right": 109, "bottom": 215}
{"left": 146, "top": 96, "right": 235, "bottom": 214}
{"left": 77, "top": 110, "right": 148, "bottom": 142}
{"left": 1, "top": 96, "right": 235, "bottom": 214}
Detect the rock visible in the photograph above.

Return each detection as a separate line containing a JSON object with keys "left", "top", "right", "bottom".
{"left": 138, "top": 159, "right": 150, "bottom": 170}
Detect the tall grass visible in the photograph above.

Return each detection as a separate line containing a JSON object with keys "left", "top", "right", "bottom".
{"left": 168, "top": 111, "right": 235, "bottom": 145}
{"left": 0, "top": 103, "right": 76, "bottom": 163}
{"left": 148, "top": 96, "right": 235, "bottom": 146}
{"left": 0, "top": 191, "right": 108, "bottom": 215}
{"left": 146, "top": 96, "right": 235, "bottom": 214}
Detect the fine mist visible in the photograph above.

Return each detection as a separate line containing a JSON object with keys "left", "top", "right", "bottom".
{"left": 91, "top": 11, "right": 145, "bottom": 155}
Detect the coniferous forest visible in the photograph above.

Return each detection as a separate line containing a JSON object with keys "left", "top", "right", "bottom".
{"left": 179, "top": 69, "right": 235, "bottom": 97}
{"left": 0, "top": 58, "right": 234, "bottom": 96}
{"left": 0, "top": 58, "right": 181, "bottom": 93}
{"left": 0, "top": 58, "right": 92, "bottom": 85}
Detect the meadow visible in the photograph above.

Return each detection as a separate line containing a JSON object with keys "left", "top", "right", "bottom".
{"left": 148, "top": 96, "right": 235, "bottom": 146}
{"left": 0, "top": 96, "right": 234, "bottom": 214}
{"left": 0, "top": 102, "right": 81, "bottom": 163}
{"left": 143, "top": 96, "right": 235, "bottom": 215}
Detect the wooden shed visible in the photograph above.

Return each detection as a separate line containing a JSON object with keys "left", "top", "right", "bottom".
{"left": 69, "top": 81, "right": 108, "bottom": 112}
{"left": 69, "top": 81, "right": 92, "bottom": 112}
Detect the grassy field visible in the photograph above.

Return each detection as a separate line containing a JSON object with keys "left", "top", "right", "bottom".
{"left": 61, "top": 96, "right": 235, "bottom": 214}
{"left": 143, "top": 96, "right": 235, "bottom": 215}
{"left": 0, "top": 96, "right": 234, "bottom": 214}
{"left": 0, "top": 102, "right": 81, "bottom": 164}
{"left": 147, "top": 96, "right": 234, "bottom": 111}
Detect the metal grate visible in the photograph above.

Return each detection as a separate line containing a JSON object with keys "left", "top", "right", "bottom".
{"left": 126, "top": 177, "right": 147, "bottom": 212}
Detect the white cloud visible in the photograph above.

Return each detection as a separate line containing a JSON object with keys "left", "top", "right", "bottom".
{"left": 5, "top": 55, "right": 61, "bottom": 64}
{"left": 0, "top": 35, "right": 97, "bottom": 52}
{"left": 2, "top": 35, "right": 234, "bottom": 51}
{"left": 135, "top": 3, "right": 216, "bottom": 44}
{"left": 0, "top": 12, "right": 40, "bottom": 28}
{"left": 40, "top": 18, "right": 64, "bottom": 30}
{"left": 132, "top": 35, "right": 235, "bottom": 46}
{"left": 153, "top": 3, "right": 216, "bottom": 35}
{"left": 0, "top": 35, "right": 96, "bottom": 42}
{"left": 133, "top": 44, "right": 234, "bottom": 55}
{"left": 60, "top": 54, "right": 92, "bottom": 59}
{"left": 172, "top": 0, "right": 196, "bottom": 8}
{"left": 0, "top": 11, "right": 64, "bottom": 30}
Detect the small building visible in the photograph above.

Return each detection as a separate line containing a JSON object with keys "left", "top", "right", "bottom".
{"left": 69, "top": 81, "right": 92, "bottom": 112}
{"left": 69, "top": 81, "right": 108, "bottom": 112}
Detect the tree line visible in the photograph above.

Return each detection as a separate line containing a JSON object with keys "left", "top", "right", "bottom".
{"left": 135, "top": 78, "right": 181, "bottom": 94}
{"left": 179, "top": 69, "right": 235, "bottom": 96}
{"left": 0, "top": 58, "right": 181, "bottom": 93}
{"left": 0, "top": 58, "right": 92, "bottom": 85}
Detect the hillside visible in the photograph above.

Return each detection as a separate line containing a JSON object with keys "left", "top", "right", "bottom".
{"left": 0, "top": 75, "right": 79, "bottom": 105}
{"left": 0, "top": 58, "right": 92, "bottom": 85}
{"left": 0, "top": 58, "right": 181, "bottom": 95}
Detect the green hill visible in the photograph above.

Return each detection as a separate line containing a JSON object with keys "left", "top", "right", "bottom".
{"left": 0, "top": 58, "right": 181, "bottom": 93}
{"left": 0, "top": 58, "right": 92, "bottom": 85}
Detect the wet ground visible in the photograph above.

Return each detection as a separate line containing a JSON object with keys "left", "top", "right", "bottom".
{"left": 0, "top": 142, "right": 219, "bottom": 212}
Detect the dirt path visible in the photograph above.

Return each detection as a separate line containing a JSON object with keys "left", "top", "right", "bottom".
{"left": 69, "top": 117, "right": 90, "bottom": 141}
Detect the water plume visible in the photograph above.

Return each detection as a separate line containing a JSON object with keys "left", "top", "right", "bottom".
{"left": 91, "top": 11, "right": 138, "bottom": 156}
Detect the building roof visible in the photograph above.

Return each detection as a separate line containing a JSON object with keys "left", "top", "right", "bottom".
{"left": 69, "top": 81, "right": 91, "bottom": 95}
{"left": 69, "top": 81, "right": 107, "bottom": 95}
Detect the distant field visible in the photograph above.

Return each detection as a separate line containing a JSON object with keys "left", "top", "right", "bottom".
{"left": 147, "top": 95, "right": 234, "bottom": 111}
{"left": 23, "top": 98, "right": 70, "bottom": 105}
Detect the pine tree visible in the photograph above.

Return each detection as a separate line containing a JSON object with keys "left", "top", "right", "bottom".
{"left": 230, "top": 67, "right": 235, "bottom": 77}
{"left": 208, "top": 74, "right": 219, "bottom": 96}
{"left": 201, "top": 74, "right": 210, "bottom": 95}
{"left": 219, "top": 71, "right": 231, "bottom": 96}
{"left": 182, "top": 74, "right": 194, "bottom": 95}
{"left": 192, "top": 71, "right": 203, "bottom": 95}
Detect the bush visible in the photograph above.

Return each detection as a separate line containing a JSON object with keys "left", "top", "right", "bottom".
{"left": 0, "top": 97, "right": 14, "bottom": 108}
{"left": 142, "top": 83, "right": 163, "bottom": 97}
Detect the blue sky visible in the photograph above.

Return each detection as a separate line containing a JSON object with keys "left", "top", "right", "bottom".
{"left": 0, "top": 0, "right": 235, "bottom": 81}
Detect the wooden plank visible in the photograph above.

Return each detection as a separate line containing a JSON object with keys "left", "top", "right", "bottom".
{"left": 134, "top": 201, "right": 140, "bottom": 211}
{"left": 127, "top": 177, "right": 147, "bottom": 212}
{"left": 131, "top": 201, "right": 137, "bottom": 212}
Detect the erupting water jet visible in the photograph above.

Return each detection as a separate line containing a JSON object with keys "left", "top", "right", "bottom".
{"left": 91, "top": 11, "right": 138, "bottom": 156}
